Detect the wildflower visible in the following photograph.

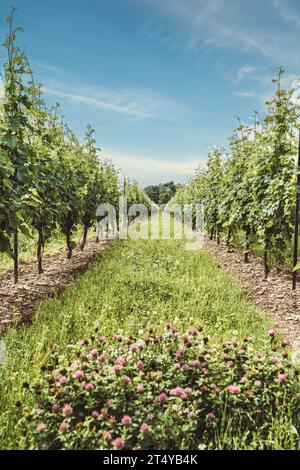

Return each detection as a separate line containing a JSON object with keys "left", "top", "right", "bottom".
{"left": 58, "top": 375, "right": 68, "bottom": 386}
{"left": 122, "top": 376, "right": 131, "bottom": 386}
{"left": 70, "top": 363, "right": 78, "bottom": 369}
{"left": 159, "top": 392, "right": 168, "bottom": 403}
{"left": 62, "top": 403, "right": 73, "bottom": 416}
{"left": 90, "top": 349, "right": 99, "bottom": 358}
{"left": 278, "top": 373, "right": 287, "bottom": 383}
{"left": 140, "top": 423, "right": 150, "bottom": 433}
{"left": 188, "top": 328, "right": 198, "bottom": 337}
{"left": 130, "top": 344, "right": 138, "bottom": 353}
{"left": 137, "top": 360, "right": 144, "bottom": 370}
{"left": 254, "top": 380, "right": 262, "bottom": 388}
{"left": 115, "top": 356, "right": 126, "bottom": 366}
{"left": 73, "top": 369, "right": 84, "bottom": 380}
{"left": 109, "top": 416, "right": 117, "bottom": 427}
{"left": 246, "top": 337, "right": 254, "bottom": 343}
{"left": 59, "top": 421, "right": 69, "bottom": 434}
{"left": 227, "top": 361, "right": 235, "bottom": 368}
{"left": 52, "top": 404, "right": 60, "bottom": 414}
{"left": 184, "top": 387, "right": 193, "bottom": 395}
{"left": 170, "top": 387, "right": 187, "bottom": 399}
{"left": 114, "top": 335, "right": 122, "bottom": 342}
{"left": 137, "top": 384, "right": 145, "bottom": 393}
{"left": 165, "top": 323, "right": 172, "bottom": 330}
{"left": 92, "top": 410, "right": 99, "bottom": 417}
{"left": 113, "top": 437, "right": 125, "bottom": 449}
{"left": 121, "top": 415, "right": 132, "bottom": 425}
{"left": 176, "top": 349, "right": 185, "bottom": 358}
{"left": 103, "top": 431, "right": 112, "bottom": 442}
{"left": 85, "top": 383, "right": 94, "bottom": 391}
{"left": 98, "top": 353, "right": 106, "bottom": 363}
{"left": 192, "top": 360, "right": 201, "bottom": 368}
{"left": 114, "top": 365, "right": 122, "bottom": 375}
{"left": 268, "top": 330, "right": 276, "bottom": 338}
{"left": 182, "top": 364, "right": 191, "bottom": 372}
{"left": 147, "top": 413, "right": 154, "bottom": 420}
{"left": 37, "top": 423, "right": 46, "bottom": 432}
{"left": 98, "top": 336, "right": 106, "bottom": 343}
{"left": 240, "top": 377, "right": 248, "bottom": 384}
{"left": 228, "top": 385, "right": 241, "bottom": 395}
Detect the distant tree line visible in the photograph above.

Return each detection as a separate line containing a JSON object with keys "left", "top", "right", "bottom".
{"left": 144, "top": 181, "right": 178, "bottom": 205}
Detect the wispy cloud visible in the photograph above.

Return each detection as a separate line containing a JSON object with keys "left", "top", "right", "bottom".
{"left": 234, "top": 91, "right": 256, "bottom": 98}
{"left": 43, "top": 84, "right": 181, "bottom": 119}
{"left": 271, "top": 0, "right": 300, "bottom": 28}
{"left": 140, "top": 0, "right": 300, "bottom": 67}
{"left": 225, "top": 66, "right": 259, "bottom": 84}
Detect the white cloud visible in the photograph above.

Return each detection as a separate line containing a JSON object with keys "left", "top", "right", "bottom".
{"left": 43, "top": 84, "right": 180, "bottom": 119}
{"left": 234, "top": 91, "right": 256, "bottom": 98}
{"left": 140, "top": 0, "right": 300, "bottom": 68}
{"left": 105, "top": 149, "right": 203, "bottom": 185}
{"left": 271, "top": 0, "right": 300, "bottom": 28}
{"left": 225, "top": 66, "right": 258, "bottom": 84}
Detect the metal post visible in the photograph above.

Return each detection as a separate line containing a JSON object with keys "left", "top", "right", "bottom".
{"left": 292, "top": 129, "right": 300, "bottom": 290}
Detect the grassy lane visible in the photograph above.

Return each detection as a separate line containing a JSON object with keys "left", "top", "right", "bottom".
{"left": 0, "top": 220, "right": 271, "bottom": 449}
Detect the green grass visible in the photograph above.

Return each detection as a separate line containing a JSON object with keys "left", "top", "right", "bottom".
{"left": 0, "top": 217, "right": 273, "bottom": 449}
{"left": 0, "top": 227, "right": 92, "bottom": 271}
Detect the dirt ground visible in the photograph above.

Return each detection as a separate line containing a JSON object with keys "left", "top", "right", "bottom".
{"left": 204, "top": 237, "right": 300, "bottom": 350}
{"left": 0, "top": 238, "right": 111, "bottom": 335}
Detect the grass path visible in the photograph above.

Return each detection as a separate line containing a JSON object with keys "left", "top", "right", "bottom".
{"left": 0, "top": 220, "right": 272, "bottom": 449}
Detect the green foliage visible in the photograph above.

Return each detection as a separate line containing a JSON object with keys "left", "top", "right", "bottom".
{"left": 0, "top": 10, "right": 149, "bottom": 275}
{"left": 144, "top": 181, "right": 177, "bottom": 205}
{"left": 170, "top": 69, "right": 299, "bottom": 274}
{"left": 124, "top": 178, "right": 153, "bottom": 211}
{"left": 21, "top": 327, "right": 300, "bottom": 450}
{"left": 0, "top": 216, "right": 276, "bottom": 449}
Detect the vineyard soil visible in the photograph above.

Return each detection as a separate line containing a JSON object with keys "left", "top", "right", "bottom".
{"left": 0, "top": 238, "right": 111, "bottom": 334}
{"left": 204, "top": 236, "right": 300, "bottom": 350}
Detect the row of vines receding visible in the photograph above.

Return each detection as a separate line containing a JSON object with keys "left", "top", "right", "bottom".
{"left": 171, "top": 67, "right": 300, "bottom": 280}
{"left": 0, "top": 10, "right": 152, "bottom": 283}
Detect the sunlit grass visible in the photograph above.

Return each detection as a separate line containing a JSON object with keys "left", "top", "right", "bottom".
{"left": 0, "top": 216, "right": 275, "bottom": 449}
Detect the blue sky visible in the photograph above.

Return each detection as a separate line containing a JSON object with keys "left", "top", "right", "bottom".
{"left": 0, "top": 0, "right": 299, "bottom": 186}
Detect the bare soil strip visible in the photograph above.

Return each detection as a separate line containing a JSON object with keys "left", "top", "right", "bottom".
{"left": 204, "top": 237, "right": 300, "bottom": 350}
{"left": 0, "top": 239, "right": 111, "bottom": 335}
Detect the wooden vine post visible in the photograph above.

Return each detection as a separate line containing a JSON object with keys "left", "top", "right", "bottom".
{"left": 292, "top": 129, "right": 300, "bottom": 290}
